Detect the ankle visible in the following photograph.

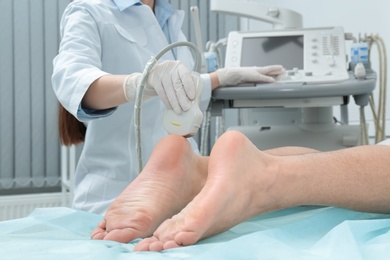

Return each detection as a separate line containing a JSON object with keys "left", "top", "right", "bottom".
{"left": 274, "top": 156, "right": 309, "bottom": 209}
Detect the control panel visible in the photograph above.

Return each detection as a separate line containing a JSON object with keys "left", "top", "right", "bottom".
{"left": 225, "top": 27, "right": 349, "bottom": 84}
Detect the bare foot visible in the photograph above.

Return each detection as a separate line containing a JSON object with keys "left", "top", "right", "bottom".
{"left": 134, "top": 130, "right": 282, "bottom": 251}
{"left": 91, "top": 135, "right": 207, "bottom": 243}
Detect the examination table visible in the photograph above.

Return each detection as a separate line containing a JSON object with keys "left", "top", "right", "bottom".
{"left": 0, "top": 206, "right": 389, "bottom": 259}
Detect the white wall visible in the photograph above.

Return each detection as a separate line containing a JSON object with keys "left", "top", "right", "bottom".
{"left": 241, "top": 0, "right": 390, "bottom": 140}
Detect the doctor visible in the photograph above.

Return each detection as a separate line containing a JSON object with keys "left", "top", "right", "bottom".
{"left": 52, "top": 0, "right": 284, "bottom": 215}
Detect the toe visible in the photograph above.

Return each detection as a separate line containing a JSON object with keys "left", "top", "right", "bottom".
{"left": 163, "top": 240, "right": 180, "bottom": 250}
{"left": 149, "top": 240, "right": 164, "bottom": 251}
{"left": 91, "top": 227, "right": 107, "bottom": 240}
{"left": 98, "top": 220, "right": 106, "bottom": 229}
{"left": 103, "top": 227, "right": 142, "bottom": 243}
{"left": 175, "top": 231, "right": 200, "bottom": 246}
{"left": 134, "top": 237, "right": 158, "bottom": 251}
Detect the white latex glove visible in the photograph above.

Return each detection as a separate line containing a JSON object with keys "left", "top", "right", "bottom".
{"left": 123, "top": 60, "right": 196, "bottom": 114}
{"left": 217, "top": 65, "right": 284, "bottom": 86}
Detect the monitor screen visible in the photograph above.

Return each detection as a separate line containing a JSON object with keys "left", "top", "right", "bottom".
{"left": 241, "top": 35, "right": 304, "bottom": 70}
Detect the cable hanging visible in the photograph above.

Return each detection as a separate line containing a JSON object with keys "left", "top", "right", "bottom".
{"left": 366, "top": 34, "right": 387, "bottom": 143}
{"left": 134, "top": 41, "right": 202, "bottom": 174}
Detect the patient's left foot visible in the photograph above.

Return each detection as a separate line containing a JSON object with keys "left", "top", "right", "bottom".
{"left": 90, "top": 135, "right": 207, "bottom": 243}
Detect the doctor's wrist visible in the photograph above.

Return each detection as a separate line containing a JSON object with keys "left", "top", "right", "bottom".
{"left": 209, "top": 71, "right": 220, "bottom": 90}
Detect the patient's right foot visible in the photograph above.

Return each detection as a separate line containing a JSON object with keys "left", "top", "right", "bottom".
{"left": 91, "top": 135, "right": 208, "bottom": 243}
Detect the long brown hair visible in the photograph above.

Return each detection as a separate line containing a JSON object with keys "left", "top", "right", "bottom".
{"left": 58, "top": 103, "right": 86, "bottom": 146}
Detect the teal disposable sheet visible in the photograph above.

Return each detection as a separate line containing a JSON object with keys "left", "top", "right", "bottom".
{"left": 0, "top": 206, "right": 389, "bottom": 259}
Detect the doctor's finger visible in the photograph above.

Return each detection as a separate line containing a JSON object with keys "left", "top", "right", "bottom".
{"left": 155, "top": 79, "right": 173, "bottom": 110}
{"left": 171, "top": 67, "right": 192, "bottom": 112}
{"left": 163, "top": 80, "right": 183, "bottom": 114}
{"left": 176, "top": 85, "right": 192, "bottom": 112}
{"left": 177, "top": 64, "right": 196, "bottom": 100}
{"left": 254, "top": 74, "right": 276, "bottom": 83}
{"left": 257, "top": 65, "right": 284, "bottom": 75}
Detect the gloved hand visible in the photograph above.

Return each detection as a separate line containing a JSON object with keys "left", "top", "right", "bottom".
{"left": 123, "top": 60, "right": 196, "bottom": 114}
{"left": 217, "top": 65, "right": 284, "bottom": 86}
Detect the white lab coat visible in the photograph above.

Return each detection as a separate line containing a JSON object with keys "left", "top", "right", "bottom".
{"left": 52, "top": 0, "right": 212, "bottom": 214}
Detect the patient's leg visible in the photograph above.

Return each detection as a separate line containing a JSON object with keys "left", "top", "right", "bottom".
{"left": 91, "top": 135, "right": 208, "bottom": 243}
{"left": 134, "top": 130, "right": 286, "bottom": 251}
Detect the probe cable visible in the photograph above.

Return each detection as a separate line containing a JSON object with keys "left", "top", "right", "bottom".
{"left": 134, "top": 41, "right": 202, "bottom": 174}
